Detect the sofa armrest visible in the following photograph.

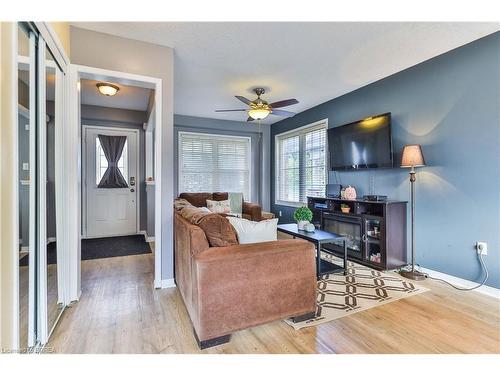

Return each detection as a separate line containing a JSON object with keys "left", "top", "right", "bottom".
{"left": 242, "top": 201, "right": 262, "bottom": 221}
{"left": 192, "top": 239, "right": 317, "bottom": 340}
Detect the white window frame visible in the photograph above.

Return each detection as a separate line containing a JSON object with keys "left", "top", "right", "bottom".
{"left": 178, "top": 131, "right": 252, "bottom": 200}
{"left": 275, "top": 119, "right": 328, "bottom": 207}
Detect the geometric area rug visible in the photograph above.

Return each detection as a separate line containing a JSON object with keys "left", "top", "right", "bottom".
{"left": 286, "top": 252, "right": 429, "bottom": 330}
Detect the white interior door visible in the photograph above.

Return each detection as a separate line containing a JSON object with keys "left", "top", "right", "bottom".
{"left": 83, "top": 126, "right": 138, "bottom": 238}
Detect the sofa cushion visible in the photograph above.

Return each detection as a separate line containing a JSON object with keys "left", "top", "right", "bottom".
{"left": 179, "top": 192, "right": 213, "bottom": 207}
{"left": 206, "top": 199, "right": 231, "bottom": 214}
{"left": 198, "top": 214, "right": 239, "bottom": 247}
{"left": 227, "top": 217, "right": 278, "bottom": 244}
{"left": 179, "top": 205, "right": 212, "bottom": 225}
{"left": 174, "top": 198, "right": 193, "bottom": 211}
{"left": 212, "top": 192, "right": 229, "bottom": 201}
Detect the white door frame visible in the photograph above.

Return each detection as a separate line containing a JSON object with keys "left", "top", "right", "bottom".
{"left": 66, "top": 64, "right": 163, "bottom": 300}
{"left": 81, "top": 125, "right": 140, "bottom": 238}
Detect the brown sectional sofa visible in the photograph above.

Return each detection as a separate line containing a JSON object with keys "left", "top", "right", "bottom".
{"left": 179, "top": 192, "right": 262, "bottom": 221}
{"left": 174, "top": 200, "right": 317, "bottom": 349}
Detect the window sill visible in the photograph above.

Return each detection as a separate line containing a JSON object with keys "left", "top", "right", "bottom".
{"left": 275, "top": 200, "right": 306, "bottom": 208}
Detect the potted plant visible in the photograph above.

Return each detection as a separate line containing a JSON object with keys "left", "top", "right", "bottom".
{"left": 293, "top": 206, "right": 313, "bottom": 230}
{"left": 340, "top": 204, "right": 351, "bottom": 213}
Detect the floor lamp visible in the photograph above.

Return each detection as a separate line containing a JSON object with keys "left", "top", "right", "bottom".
{"left": 400, "top": 144, "right": 426, "bottom": 281}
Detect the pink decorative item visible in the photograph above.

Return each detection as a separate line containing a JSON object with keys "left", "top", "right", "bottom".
{"left": 344, "top": 185, "right": 357, "bottom": 200}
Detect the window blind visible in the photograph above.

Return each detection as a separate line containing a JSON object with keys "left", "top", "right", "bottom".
{"left": 276, "top": 122, "right": 327, "bottom": 205}
{"left": 179, "top": 132, "right": 251, "bottom": 200}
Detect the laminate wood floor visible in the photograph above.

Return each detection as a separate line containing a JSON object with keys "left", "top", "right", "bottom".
{"left": 48, "top": 252, "right": 500, "bottom": 354}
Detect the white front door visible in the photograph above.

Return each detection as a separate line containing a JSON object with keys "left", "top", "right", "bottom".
{"left": 83, "top": 126, "right": 139, "bottom": 238}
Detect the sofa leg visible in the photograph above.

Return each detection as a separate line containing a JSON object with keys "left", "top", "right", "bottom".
{"left": 194, "top": 330, "right": 231, "bottom": 350}
{"left": 292, "top": 311, "right": 316, "bottom": 323}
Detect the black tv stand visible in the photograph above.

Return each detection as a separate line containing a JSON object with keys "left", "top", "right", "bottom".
{"left": 307, "top": 196, "right": 407, "bottom": 270}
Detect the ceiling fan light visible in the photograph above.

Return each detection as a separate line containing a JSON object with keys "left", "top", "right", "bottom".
{"left": 97, "top": 83, "right": 120, "bottom": 96}
{"left": 248, "top": 108, "right": 270, "bottom": 120}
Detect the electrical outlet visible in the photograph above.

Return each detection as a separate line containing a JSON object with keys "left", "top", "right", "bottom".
{"left": 476, "top": 242, "right": 488, "bottom": 256}
{"left": 22, "top": 163, "right": 29, "bottom": 171}
{"left": 279, "top": 210, "right": 282, "bottom": 217}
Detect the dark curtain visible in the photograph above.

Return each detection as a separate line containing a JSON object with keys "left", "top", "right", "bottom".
{"left": 97, "top": 134, "right": 128, "bottom": 188}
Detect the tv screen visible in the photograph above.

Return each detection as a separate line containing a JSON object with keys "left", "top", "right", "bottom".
{"left": 328, "top": 113, "right": 393, "bottom": 170}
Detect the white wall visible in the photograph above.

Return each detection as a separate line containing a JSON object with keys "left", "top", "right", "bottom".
{"left": 0, "top": 21, "right": 17, "bottom": 350}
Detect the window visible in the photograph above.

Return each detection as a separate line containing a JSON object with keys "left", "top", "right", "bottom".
{"left": 178, "top": 132, "right": 251, "bottom": 200}
{"left": 95, "top": 137, "right": 128, "bottom": 185}
{"left": 276, "top": 120, "right": 327, "bottom": 206}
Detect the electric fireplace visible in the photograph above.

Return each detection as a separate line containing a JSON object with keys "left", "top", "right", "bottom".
{"left": 322, "top": 212, "right": 363, "bottom": 259}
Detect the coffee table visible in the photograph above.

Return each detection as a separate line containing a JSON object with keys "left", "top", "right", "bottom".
{"left": 277, "top": 223, "right": 347, "bottom": 279}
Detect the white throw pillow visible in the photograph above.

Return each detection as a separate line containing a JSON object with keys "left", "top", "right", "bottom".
{"left": 227, "top": 217, "right": 278, "bottom": 244}
{"left": 206, "top": 199, "right": 231, "bottom": 214}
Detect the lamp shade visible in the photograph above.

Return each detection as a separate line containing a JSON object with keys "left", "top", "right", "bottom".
{"left": 97, "top": 83, "right": 119, "bottom": 96}
{"left": 401, "top": 144, "right": 426, "bottom": 168}
{"left": 248, "top": 108, "right": 270, "bottom": 120}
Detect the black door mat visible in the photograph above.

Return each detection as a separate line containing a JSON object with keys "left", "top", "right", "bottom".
{"left": 81, "top": 234, "right": 152, "bottom": 260}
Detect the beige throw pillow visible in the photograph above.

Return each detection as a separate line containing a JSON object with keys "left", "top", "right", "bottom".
{"left": 206, "top": 199, "right": 231, "bottom": 214}
{"left": 227, "top": 217, "right": 278, "bottom": 244}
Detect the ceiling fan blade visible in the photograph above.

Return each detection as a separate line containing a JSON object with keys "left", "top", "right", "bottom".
{"left": 235, "top": 95, "right": 253, "bottom": 105}
{"left": 271, "top": 109, "right": 296, "bottom": 117}
{"left": 215, "top": 109, "right": 247, "bottom": 112}
{"left": 246, "top": 116, "right": 255, "bottom": 122}
{"left": 269, "top": 98, "right": 299, "bottom": 108}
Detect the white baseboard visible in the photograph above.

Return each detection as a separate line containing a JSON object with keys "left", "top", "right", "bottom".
{"left": 421, "top": 267, "right": 500, "bottom": 299}
{"left": 139, "top": 230, "right": 155, "bottom": 243}
{"left": 155, "top": 278, "right": 176, "bottom": 289}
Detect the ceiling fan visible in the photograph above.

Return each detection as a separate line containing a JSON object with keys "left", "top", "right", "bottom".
{"left": 215, "top": 88, "right": 299, "bottom": 122}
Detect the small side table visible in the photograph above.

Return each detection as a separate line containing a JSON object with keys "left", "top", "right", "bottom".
{"left": 277, "top": 223, "right": 347, "bottom": 279}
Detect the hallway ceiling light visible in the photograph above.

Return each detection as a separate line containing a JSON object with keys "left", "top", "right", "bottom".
{"left": 97, "top": 82, "right": 120, "bottom": 96}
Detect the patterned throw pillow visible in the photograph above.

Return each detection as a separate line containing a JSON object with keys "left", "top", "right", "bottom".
{"left": 206, "top": 199, "right": 231, "bottom": 214}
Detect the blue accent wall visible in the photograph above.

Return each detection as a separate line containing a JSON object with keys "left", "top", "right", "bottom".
{"left": 270, "top": 32, "right": 499, "bottom": 288}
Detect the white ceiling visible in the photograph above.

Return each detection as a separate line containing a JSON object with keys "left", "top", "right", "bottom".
{"left": 80, "top": 78, "right": 152, "bottom": 111}
{"left": 72, "top": 22, "right": 499, "bottom": 124}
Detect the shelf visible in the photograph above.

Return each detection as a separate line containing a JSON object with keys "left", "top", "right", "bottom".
{"left": 318, "top": 259, "right": 345, "bottom": 277}
{"left": 308, "top": 196, "right": 408, "bottom": 271}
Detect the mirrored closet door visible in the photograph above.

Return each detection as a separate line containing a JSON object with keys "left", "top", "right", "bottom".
{"left": 17, "top": 22, "right": 36, "bottom": 351}
{"left": 42, "top": 44, "right": 65, "bottom": 340}
{"left": 37, "top": 36, "right": 65, "bottom": 345}
{"left": 17, "top": 22, "right": 66, "bottom": 351}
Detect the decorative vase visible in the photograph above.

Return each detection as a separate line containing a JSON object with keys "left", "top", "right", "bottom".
{"left": 297, "top": 220, "right": 309, "bottom": 230}
{"left": 344, "top": 185, "right": 357, "bottom": 200}
{"left": 304, "top": 223, "right": 316, "bottom": 232}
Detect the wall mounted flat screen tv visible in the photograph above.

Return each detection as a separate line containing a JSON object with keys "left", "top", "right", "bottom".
{"left": 328, "top": 113, "right": 393, "bottom": 170}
